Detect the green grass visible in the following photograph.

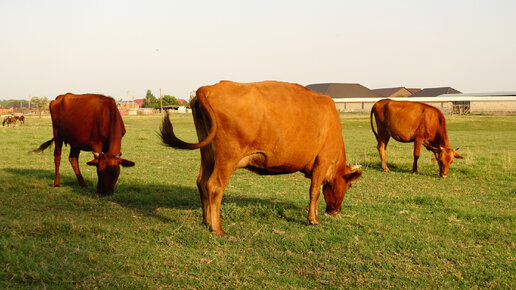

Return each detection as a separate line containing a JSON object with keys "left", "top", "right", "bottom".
{"left": 0, "top": 113, "right": 514, "bottom": 288}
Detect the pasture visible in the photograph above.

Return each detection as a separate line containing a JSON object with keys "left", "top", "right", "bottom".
{"left": 0, "top": 113, "right": 514, "bottom": 288}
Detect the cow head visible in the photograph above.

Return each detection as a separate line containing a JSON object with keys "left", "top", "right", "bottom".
{"left": 433, "top": 147, "right": 464, "bottom": 178}
{"left": 86, "top": 152, "right": 135, "bottom": 195}
{"left": 322, "top": 166, "right": 362, "bottom": 216}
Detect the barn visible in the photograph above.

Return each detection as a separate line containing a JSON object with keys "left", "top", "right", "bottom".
{"left": 306, "top": 83, "right": 516, "bottom": 114}
{"left": 305, "top": 83, "right": 381, "bottom": 112}
{"left": 373, "top": 87, "right": 420, "bottom": 98}
{"left": 329, "top": 93, "right": 516, "bottom": 115}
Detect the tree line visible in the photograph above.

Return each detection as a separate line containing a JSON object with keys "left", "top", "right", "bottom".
{"left": 1, "top": 90, "right": 191, "bottom": 112}
{"left": 142, "top": 90, "right": 187, "bottom": 108}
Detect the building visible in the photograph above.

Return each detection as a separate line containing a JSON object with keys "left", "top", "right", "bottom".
{"left": 329, "top": 93, "right": 516, "bottom": 114}
{"left": 133, "top": 99, "right": 144, "bottom": 107}
{"left": 373, "top": 87, "right": 418, "bottom": 98}
{"left": 117, "top": 100, "right": 139, "bottom": 115}
{"left": 409, "top": 87, "right": 461, "bottom": 98}
{"left": 306, "top": 83, "right": 381, "bottom": 99}
{"left": 306, "top": 83, "right": 382, "bottom": 112}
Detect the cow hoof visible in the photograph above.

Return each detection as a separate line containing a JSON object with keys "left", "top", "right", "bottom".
{"left": 382, "top": 169, "right": 390, "bottom": 173}
{"left": 412, "top": 171, "right": 418, "bottom": 174}
{"left": 307, "top": 219, "right": 320, "bottom": 225}
{"left": 212, "top": 230, "right": 227, "bottom": 237}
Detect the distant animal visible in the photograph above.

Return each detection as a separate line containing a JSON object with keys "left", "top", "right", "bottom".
{"left": 31, "top": 93, "right": 134, "bottom": 195}
{"left": 14, "top": 115, "right": 25, "bottom": 125}
{"left": 2, "top": 115, "right": 17, "bottom": 127}
{"left": 370, "top": 99, "right": 463, "bottom": 177}
{"left": 160, "top": 81, "right": 362, "bottom": 236}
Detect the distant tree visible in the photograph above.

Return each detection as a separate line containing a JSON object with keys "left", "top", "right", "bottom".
{"left": 395, "top": 94, "right": 408, "bottom": 98}
{"left": 2, "top": 99, "right": 28, "bottom": 109}
{"left": 142, "top": 90, "right": 157, "bottom": 108}
{"left": 162, "top": 95, "right": 181, "bottom": 106}
{"left": 30, "top": 96, "right": 49, "bottom": 118}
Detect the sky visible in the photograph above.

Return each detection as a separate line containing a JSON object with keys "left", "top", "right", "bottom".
{"left": 1, "top": 0, "right": 515, "bottom": 100}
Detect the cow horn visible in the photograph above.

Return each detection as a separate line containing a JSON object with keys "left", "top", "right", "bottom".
{"left": 350, "top": 164, "right": 362, "bottom": 170}
{"left": 455, "top": 147, "right": 460, "bottom": 151}
{"left": 116, "top": 152, "right": 122, "bottom": 158}
{"left": 93, "top": 152, "right": 100, "bottom": 158}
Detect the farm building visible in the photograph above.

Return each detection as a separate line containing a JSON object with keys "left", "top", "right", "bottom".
{"left": 373, "top": 87, "right": 419, "bottom": 98}
{"left": 133, "top": 99, "right": 144, "bottom": 107}
{"left": 117, "top": 100, "right": 139, "bottom": 115}
{"left": 409, "top": 87, "right": 462, "bottom": 98}
{"left": 305, "top": 83, "right": 381, "bottom": 99}
{"left": 329, "top": 92, "right": 516, "bottom": 115}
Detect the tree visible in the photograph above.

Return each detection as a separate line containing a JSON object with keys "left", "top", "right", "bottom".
{"left": 162, "top": 95, "right": 181, "bottom": 106}
{"left": 142, "top": 90, "right": 157, "bottom": 108}
{"left": 30, "top": 96, "right": 49, "bottom": 118}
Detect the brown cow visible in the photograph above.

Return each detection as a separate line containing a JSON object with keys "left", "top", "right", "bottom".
{"left": 160, "top": 81, "right": 362, "bottom": 236}
{"left": 15, "top": 115, "right": 25, "bottom": 125}
{"left": 2, "top": 115, "right": 17, "bottom": 127}
{"left": 370, "top": 99, "right": 463, "bottom": 177}
{"left": 31, "top": 93, "right": 134, "bottom": 195}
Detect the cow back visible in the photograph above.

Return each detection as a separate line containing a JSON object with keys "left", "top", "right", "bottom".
{"left": 51, "top": 94, "right": 125, "bottom": 152}
{"left": 195, "top": 81, "right": 345, "bottom": 171}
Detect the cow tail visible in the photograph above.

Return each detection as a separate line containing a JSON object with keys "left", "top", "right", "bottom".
{"left": 160, "top": 88, "right": 217, "bottom": 150}
{"left": 30, "top": 138, "right": 54, "bottom": 153}
{"left": 370, "top": 105, "right": 378, "bottom": 139}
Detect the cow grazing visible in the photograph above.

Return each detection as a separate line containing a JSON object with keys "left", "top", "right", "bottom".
{"left": 370, "top": 99, "right": 463, "bottom": 177}
{"left": 2, "top": 115, "right": 17, "bottom": 127}
{"left": 31, "top": 93, "right": 134, "bottom": 195}
{"left": 160, "top": 81, "right": 362, "bottom": 236}
{"left": 15, "top": 115, "right": 25, "bottom": 125}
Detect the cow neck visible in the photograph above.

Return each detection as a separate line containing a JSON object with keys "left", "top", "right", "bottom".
{"left": 105, "top": 107, "right": 123, "bottom": 155}
{"left": 437, "top": 126, "right": 451, "bottom": 148}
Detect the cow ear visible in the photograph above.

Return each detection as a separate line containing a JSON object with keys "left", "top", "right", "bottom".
{"left": 454, "top": 151, "right": 464, "bottom": 159}
{"left": 118, "top": 158, "right": 135, "bottom": 167}
{"left": 86, "top": 159, "right": 99, "bottom": 166}
{"left": 344, "top": 171, "right": 362, "bottom": 182}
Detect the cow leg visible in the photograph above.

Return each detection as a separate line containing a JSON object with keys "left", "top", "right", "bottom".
{"left": 377, "top": 134, "right": 390, "bottom": 172}
{"left": 53, "top": 140, "right": 63, "bottom": 187}
{"left": 197, "top": 145, "right": 216, "bottom": 226}
{"left": 205, "top": 164, "right": 235, "bottom": 236}
{"left": 307, "top": 160, "right": 328, "bottom": 225}
{"left": 197, "top": 163, "right": 214, "bottom": 227}
{"left": 412, "top": 139, "right": 422, "bottom": 174}
{"left": 69, "top": 148, "right": 87, "bottom": 187}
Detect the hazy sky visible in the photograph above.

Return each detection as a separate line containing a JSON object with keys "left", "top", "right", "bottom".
{"left": 1, "top": 0, "right": 515, "bottom": 100}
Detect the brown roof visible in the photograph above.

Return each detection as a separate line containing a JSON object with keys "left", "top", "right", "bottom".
{"left": 407, "top": 88, "right": 421, "bottom": 94}
{"left": 373, "top": 87, "right": 416, "bottom": 98}
{"left": 409, "top": 87, "right": 462, "bottom": 97}
{"left": 306, "top": 83, "right": 381, "bottom": 98}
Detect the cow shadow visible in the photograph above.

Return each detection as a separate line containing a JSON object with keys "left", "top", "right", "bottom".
{"left": 359, "top": 161, "right": 437, "bottom": 177}
{"left": 2, "top": 167, "right": 303, "bottom": 225}
{"left": 360, "top": 160, "right": 405, "bottom": 173}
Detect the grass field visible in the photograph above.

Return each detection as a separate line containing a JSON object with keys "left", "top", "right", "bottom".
{"left": 0, "top": 113, "right": 514, "bottom": 288}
